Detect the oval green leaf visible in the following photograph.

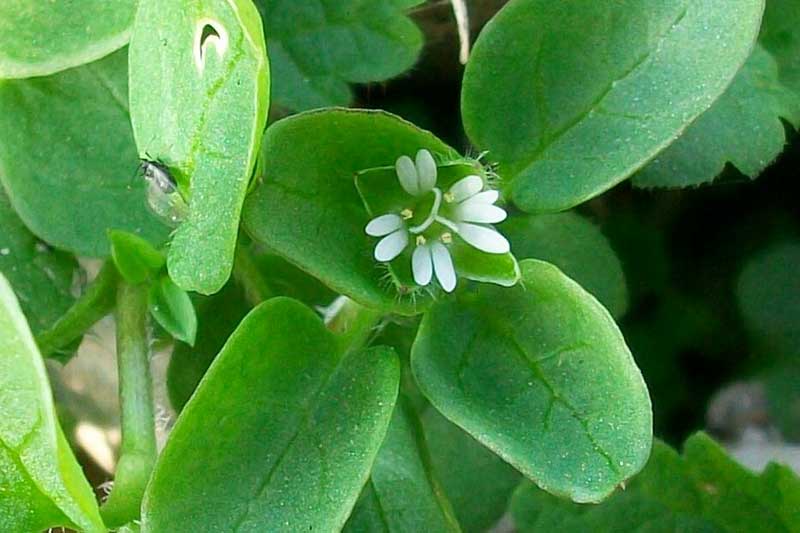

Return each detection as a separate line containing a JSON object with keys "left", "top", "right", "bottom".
{"left": 462, "top": 0, "right": 765, "bottom": 212}
{"left": 736, "top": 242, "right": 800, "bottom": 357}
{"left": 256, "top": 0, "right": 425, "bottom": 111}
{"left": 422, "top": 407, "right": 522, "bottom": 533}
{"left": 411, "top": 259, "right": 652, "bottom": 503}
{"left": 129, "top": 0, "right": 270, "bottom": 295}
{"left": 634, "top": 44, "right": 800, "bottom": 188}
{"left": 242, "top": 108, "right": 456, "bottom": 315}
{"left": 0, "top": 0, "right": 134, "bottom": 79}
{"left": 511, "top": 433, "right": 800, "bottom": 533}
{"left": 0, "top": 190, "right": 78, "bottom": 334}
{"left": 109, "top": 229, "right": 166, "bottom": 284}
{"left": 0, "top": 273, "right": 105, "bottom": 533}
{"left": 142, "top": 297, "right": 400, "bottom": 531}
{"left": 148, "top": 275, "right": 197, "bottom": 346}
{"left": 503, "top": 212, "right": 628, "bottom": 319}
{"left": 344, "top": 399, "right": 461, "bottom": 533}
{"left": 0, "top": 48, "right": 169, "bottom": 257}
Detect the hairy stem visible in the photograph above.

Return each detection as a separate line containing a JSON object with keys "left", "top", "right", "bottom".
{"left": 36, "top": 261, "right": 119, "bottom": 359}
{"left": 100, "top": 281, "right": 157, "bottom": 528}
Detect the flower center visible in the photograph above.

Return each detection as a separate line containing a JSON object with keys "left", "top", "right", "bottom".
{"left": 409, "top": 187, "right": 443, "bottom": 235}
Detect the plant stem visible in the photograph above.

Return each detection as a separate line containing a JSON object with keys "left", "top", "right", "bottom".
{"left": 325, "top": 296, "right": 385, "bottom": 354}
{"left": 100, "top": 281, "right": 156, "bottom": 528}
{"left": 233, "top": 243, "right": 274, "bottom": 307}
{"left": 37, "top": 260, "right": 119, "bottom": 359}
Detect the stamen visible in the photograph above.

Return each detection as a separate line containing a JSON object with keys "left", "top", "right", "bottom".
{"left": 441, "top": 232, "right": 453, "bottom": 244}
{"left": 401, "top": 208, "right": 414, "bottom": 220}
{"left": 416, "top": 235, "right": 427, "bottom": 246}
{"left": 444, "top": 192, "right": 455, "bottom": 203}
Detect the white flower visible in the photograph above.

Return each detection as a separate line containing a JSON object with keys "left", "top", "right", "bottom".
{"left": 440, "top": 175, "right": 510, "bottom": 254}
{"left": 364, "top": 149, "right": 510, "bottom": 294}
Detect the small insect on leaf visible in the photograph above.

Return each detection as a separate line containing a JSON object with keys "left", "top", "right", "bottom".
{"left": 140, "top": 160, "right": 188, "bottom": 227}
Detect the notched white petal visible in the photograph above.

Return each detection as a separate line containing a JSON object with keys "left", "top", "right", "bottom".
{"left": 366, "top": 214, "right": 403, "bottom": 236}
{"left": 457, "top": 223, "right": 510, "bottom": 254}
{"left": 396, "top": 155, "right": 420, "bottom": 196}
{"left": 431, "top": 242, "right": 457, "bottom": 292}
{"left": 456, "top": 203, "right": 507, "bottom": 224}
{"left": 412, "top": 245, "right": 433, "bottom": 286}
{"left": 375, "top": 229, "right": 409, "bottom": 262}
{"left": 448, "top": 175, "right": 483, "bottom": 202}
{"left": 415, "top": 149, "right": 437, "bottom": 194}
{"left": 468, "top": 190, "right": 500, "bottom": 205}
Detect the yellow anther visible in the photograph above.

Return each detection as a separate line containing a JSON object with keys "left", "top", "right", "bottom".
{"left": 401, "top": 208, "right": 414, "bottom": 220}
{"left": 444, "top": 192, "right": 455, "bottom": 203}
{"left": 441, "top": 232, "right": 453, "bottom": 244}
{"left": 416, "top": 235, "right": 427, "bottom": 246}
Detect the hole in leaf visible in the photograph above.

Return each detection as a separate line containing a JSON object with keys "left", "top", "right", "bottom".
{"left": 193, "top": 19, "right": 228, "bottom": 74}
{"left": 200, "top": 24, "right": 221, "bottom": 48}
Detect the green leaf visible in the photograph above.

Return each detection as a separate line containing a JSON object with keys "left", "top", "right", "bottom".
{"left": 761, "top": 0, "right": 800, "bottom": 97}
{"left": 167, "top": 247, "right": 341, "bottom": 413}
{"left": 255, "top": 0, "right": 424, "bottom": 111}
{"left": 634, "top": 44, "right": 800, "bottom": 188}
{"left": 0, "top": 273, "right": 105, "bottom": 533}
{"left": 0, "top": 190, "right": 78, "bottom": 334}
{"left": 166, "top": 282, "right": 251, "bottom": 412}
{"left": 142, "top": 297, "right": 400, "bottom": 531}
{"left": 411, "top": 259, "right": 652, "bottom": 503}
{"left": 512, "top": 433, "right": 800, "bottom": 533}
{"left": 461, "top": 0, "right": 765, "bottom": 212}
{"left": 635, "top": 0, "right": 800, "bottom": 189}
{"left": 247, "top": 250, "right": 338, "bottom": 306}
{"left": 109, "top": 229, "right": 166, "bottom": 284}
{"left": 0, "top": 48, "right": 169, "bottom": 257}
{"left": 503, "top": 212, "right": 629, "bottom": 318}
{"left": 344, "top": 399, "right": 461, "bottom": 533}
{"left": 148, "top": 276, "right": 197, "bottom": 346}
{"left": 422, "top": 407, "right": 522, "bottom": 533}
{"left": 242, "top": 108, "right": 456, "bottom": 315}
{"left": 762, "top": 361, "right": 800, "bottom": 441}
{"left": 0, "top": 0, "right": 133, "bottom": 79}
{"left": 736, "top": 242, "right": 800, "bottom": 357}
{"left": 129, "top": 0, "right": 270, "bottom": 295}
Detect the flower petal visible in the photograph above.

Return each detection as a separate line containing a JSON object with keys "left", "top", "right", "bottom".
{"left": 431, "top": 242, "right": 457, "bottom": 292}
{"left": 396, "top": 155, "right": 419, "bottom": 196}
{"left": 415, "top": 149, "right": 437, "bottom": 194}
{"left": 412, "top": 244, "right": 433, "bottom": 286}
{"left": 456, "top": 223, "right": 510, "bottom": 254}
{"left": 374, "top": 229, "right": 409, "bottom": 262}
{"left": 455, "top": 203, "right": 507, "bottom": 224}
{"left": 467, "top": 190, "right": 500, "bottom": 205}
{"left": 366, "top": 214, "right": 404, "bottom": 236}
{"left": 448, "top": 175, "right": 483, "bottom": 202}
